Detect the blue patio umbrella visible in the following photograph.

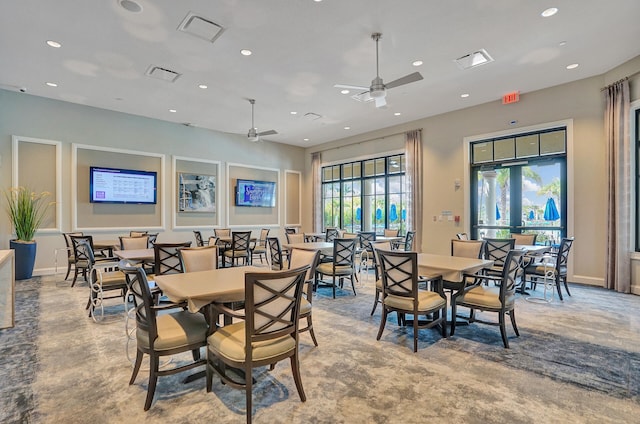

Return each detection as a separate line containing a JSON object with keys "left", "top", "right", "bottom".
{"left": 389, "top": 204, "right": 398, "bottom": 221}
{"left": 544, "top": 197, "right": 560, "bottom": 221}
{"left": 356, "top": 207, "right": 361, "bottom": 221}
{"left": 376, "top": 208, "right": 382, "bottom": 220}
{"left": 495, "top": 204, "right": 501, "bottom": 220}
{"left": 528, "top": 210, "right": 535, "bottom": 220}
{"left": 401, "top": 209, "right": 406, "bottom": 221}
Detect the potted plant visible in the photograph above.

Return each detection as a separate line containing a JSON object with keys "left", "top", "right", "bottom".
{"left": 4, "top": 187, "right": 52, "bottom": 279}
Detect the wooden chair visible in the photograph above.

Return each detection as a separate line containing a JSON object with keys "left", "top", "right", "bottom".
{"left": 524, "top": 237, "right": 574, "bottom": 301}
{"left": 376, "top": 249, "right": 447, "bottom": 352}
{"left": 119, "top": 235, "right": 149, "bottom": 250}
{"left": 397, "top": 231, "right": 416, "bottom": 251}
{"left": 250, "top": 228, "right": 270, "bottom": 265}
{"left": 130, "top": 231, "right": 148, "bottom": 237}
{"left": 383, "top": 228, "right": 400, "bottom": 238}
{"left": 286, "top": 233, "right": 305, "bottom": 244}
{"left": 288, "top": 248, "right": 321, "bottom": 346}
{"left": 69, "top": 234, "right": 97, "bottom": 286}
{"left": 315, "top": 238, "right": 357, "bottom": 298}
{"left": 206, "top": 266, "right": 309, "bottom": 424}
{"left": 482, "top": 238, "right": 516, "bottom": 278}
{"left": 267, "top": 237, "right": 285, "bottom": 270}
{"left": 325, "top": 228, "right": 339, "bottom": 242}
{"left": 193, "top": 230, "right": 207, "bottom": 247}
{"left": 62, "top": 232, "right": 83, "bottom": 281}
{"left": 120, "top": 265, "right": 208, "bottom": 411}
{"left": 451, "top": 249, "right": 524, "bottom": 348}
{"left": 179, "top": 245, "right": 218, "bottom": 273}
{"left": 369, "top": 241, "right": 393, "bottom": 315}
{"left": 284, "top": 227, "right": 298, "bottom": 234}
{"left": 510, "top": 233, "right": 537, "bottom": 245}
{"left": 222, "top": 231, "right": 251, "bottom": 267}
{"left": 456, "top": 233, "right": 469, "bottom": 240}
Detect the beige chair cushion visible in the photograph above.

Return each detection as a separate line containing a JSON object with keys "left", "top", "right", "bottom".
{"left": 316, "top": 263, "right": 353, "bottom": 276}
{"left": 137, "top": 311, "right": 208, "bottom": 351}
{"left": 456, "top": 285, "right": 514, "bottom": 309}
{"left": 252, "top": 246, "right": 267, "bottom": 254}
{"left": 208, "top": 321, "right": 295, "bottom": 362}
{"left": 375, "top": 278, "right": 382, "bottom": 289}
{"left": 223, "top": 249, "right": 249, "bottom": 257}
{"left": 384, "top": 290, "right": 445, "bottom": 312}
{"left": 299, "top": 298, "right": 312, "bottom": 315}
{"left": 99, "top": 270, "right": 127, "bottom": 288}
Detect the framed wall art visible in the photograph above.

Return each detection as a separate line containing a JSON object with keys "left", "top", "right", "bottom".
{"left": 178, "top": 173, "right": 216, "bottom": 213}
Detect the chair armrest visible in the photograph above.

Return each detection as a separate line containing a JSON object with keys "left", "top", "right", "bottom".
{"left": 211, "top": 302, "right": 246, "bottom": 319}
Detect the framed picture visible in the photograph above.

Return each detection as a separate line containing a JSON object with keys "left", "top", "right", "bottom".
{"left": 178, "top": 173, "right": 216, "bottom": 212}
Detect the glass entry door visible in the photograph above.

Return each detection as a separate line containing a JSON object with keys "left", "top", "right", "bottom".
{"left": 471, "top": 159, "right": 566, "bottom": 244}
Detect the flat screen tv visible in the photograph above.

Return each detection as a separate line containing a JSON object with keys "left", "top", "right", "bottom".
{"left": 235, "top": 179, "right": 276, "bottom": 207}
{"left": 90, "top": 166, "right": 157, "bottom": 204}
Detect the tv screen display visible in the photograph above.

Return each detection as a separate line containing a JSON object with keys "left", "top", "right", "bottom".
{"left": 235, "top": 179, "right": 276, "bottom": 207}
{"left": 90, "top": 166, "right": 157, "bottom": 204}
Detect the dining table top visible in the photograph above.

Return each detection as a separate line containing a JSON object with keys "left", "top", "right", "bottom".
{"left": 113, "top": 248, "right": 154, "bottom": 261}
{"left": 154, "top": 266, "right": 269, "bottom": 313}
{"left": 282, "top": 241, "right": 334, "bottom": 255}
{"left": 516, "top": 244, "right": 551, "bottom": 254}
{"left": 417, "top": 253, "right": 493, "bottom": 282}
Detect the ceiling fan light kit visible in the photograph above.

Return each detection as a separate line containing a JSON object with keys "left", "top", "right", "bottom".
{"left": 335, "top": 32, "right": 423, "bottom": 108}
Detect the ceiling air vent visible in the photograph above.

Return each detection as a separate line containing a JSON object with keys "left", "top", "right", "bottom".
{"left": 351, "top": 91, "right": 374, "bottom": 103}
{"left": 303, "top": 112, "right": 322, "bottom": 121}
{"left": 178, "top": 12, "right": 225, "bottom": 44}
{"left": 454, "top": 49, "right": 494, "bottom": 70}
{"left": 145, "top": 65, "right": 181, "bottom": 83}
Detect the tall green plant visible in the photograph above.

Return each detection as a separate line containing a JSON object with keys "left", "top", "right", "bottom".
{"left": 4, "top": 187, "right": 52, "bottom": 242}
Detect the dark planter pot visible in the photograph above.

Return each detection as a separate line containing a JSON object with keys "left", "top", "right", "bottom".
{"left": 10, "top": 240, "right": 37, "bottom": 280}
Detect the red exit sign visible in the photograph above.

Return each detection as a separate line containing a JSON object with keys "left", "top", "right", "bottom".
{"left": 502, "top": 91, "right": 520, "bottom": 104}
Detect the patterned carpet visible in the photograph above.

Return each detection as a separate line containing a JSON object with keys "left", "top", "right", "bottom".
{"left": 2, "top": 273, "right": 640, "bottom": 423}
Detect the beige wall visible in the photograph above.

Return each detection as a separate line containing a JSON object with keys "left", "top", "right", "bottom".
{"left": 305, "top": 55, "right": 640, "bottom": 289}
{"left": 0, "top": 90, "right": 305, "bottom": 273}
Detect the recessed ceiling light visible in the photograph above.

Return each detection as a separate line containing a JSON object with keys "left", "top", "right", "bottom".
{"left": 394, "top": 112, "right": 401, "bottom": 116}
{"left": 341, "top": 89, "right": 350, "bottom": 94}
{"left": 45, "top": 82, "right": 57, "bottom": 87}
{"left": 198, "top": 84, "right": 208, "bottom": 89}
{"left": 303, "top": 138, "right": 310, "bottom": 141}
{"left": 541, "top": 7, "right": 558, "bottom": 17}
{"left": 119, "top": 0, "right": 143, "bottom": 13}
{"left": 461, "top": 93, "right": 470, "bottom": 98}
{"left": 558, "top": 41, "right": 567, "bottom": 47}
{"left": 412, "top": 60, "right": 423, "bottom": 67}
{"left": 46, "top": 40, "right": 61, "bottom": 48}
{"left": 290, "top": 111, "right": 297, "bottom": 115}
{"left": 169, "top": 109, "right": 177, "bottom": 113}
{"left": 566, "top": 63, "right": 579, "bottom": 70}
{"left": 240, "top": 49, "right": 252, "bottom": 56}
{"left": 313, "top": 0, "right": 322, "bottom": 2}
{"left": 344, "top": 126, "right": 350, "bottom": 130}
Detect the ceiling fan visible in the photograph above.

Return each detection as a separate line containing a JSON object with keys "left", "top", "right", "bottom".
{"left": 246, "top": 99, "right": 277, "bottom": 142}
{"left": 334, "top": 32, "right": 423, "bottom": 108}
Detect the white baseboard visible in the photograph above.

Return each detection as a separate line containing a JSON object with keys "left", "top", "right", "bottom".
{"left": 570, "top": 274, "right": 603, "bottom": 287}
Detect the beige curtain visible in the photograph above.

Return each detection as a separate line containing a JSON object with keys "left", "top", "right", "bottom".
{"left": 604, "top": 79, "right": 631, "bottom": 293}
{"left": 311, "top": 152, "right": 322, "bottom": 232}
{"left": 405, "top": 130, "right": 423, "bottom": 252}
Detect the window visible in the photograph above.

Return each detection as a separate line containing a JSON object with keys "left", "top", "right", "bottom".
{"left": 321, "top": 154, "right": 406, "bottom": 234}
{"left": 470, "top": 128, "right": 567, "bottom": 245}
{"left": 635, "top": 107, "right": 640, "bottom": 251}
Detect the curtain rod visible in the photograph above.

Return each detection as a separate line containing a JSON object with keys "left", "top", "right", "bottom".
{"left": 601, "top": 69, "right": 640, "bottom": 91}
{"left": 310, "top": 128, "right": 421, "bottom": 154}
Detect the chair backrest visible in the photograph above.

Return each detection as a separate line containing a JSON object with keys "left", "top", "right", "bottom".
{"left": 555, "top": 237, "right": 574, "bottom": 274}
{"left": 378, "top": 249, "right": 419, "bottom": 302}
{"left": 63, "top": 232, "right": 83, "bottom": 258}
{"left": 456, "top": 233, "right": 469, "bottom": 240}
{"left": 119, "top": 235, "right": 149, "bottom": 250}
{"left": 325, "top": 228, "right": 339, "bottom": 242}
{"left": 483, "top": 238, "right": 516, "bottom": 269}
{"left": 358, "top": 232, "right": 376, "bottom": 249}
{"left": 267, "top": 237, "right": 284, "bottom": 270}
{"left": 75, "top": 239, "right": 96, "bottom": 267}
{"left": 208, "top": 236, "right": 219, "bottom": 247}
{"left": 510, "top": 233, "right": 537, "bottom": 245}
{"left": 288, "top": 248, "right": 320, "bottom": 283}
{"left": 257, "top": 228, "right": 270, "bottom": 247}
{"left": 214, "top": 228, "right": 231, "bottom": 238}
{"left": 498, "top": 250, "right": 525, "bottom": 305}
{"left": 147, "top": 233, "right": 158, "bottom": 247}
{"left": 193, "top": 230, "right": 205, "bottom": 247}
{"left": 332, "top": 238, "right": 357, "bottom": 267}
{"left": 70, "top": 235, "right": 94, "bottom": 262}
{"left": 130, "top": 231, "right": 148, "bottom": 237}
{"left": 286, "top": 233, "right": 305, "bottom": 244}
{"left": 284, "top": 227, "right": 298, "bottom": 234}
{"left": 231, "top": 231, "right": 251, "bottom": 251}
{"left": 383, "top": 228, "right": 400, "bottom": 238}
{"left": 404, "top": 231, "right": 416, "bottom": 251}
{"left": 371, "top": 241, "right": 393, "bottom": 280}
{"left": 119, "top": 265, "right": 158, "bottom": 342}
{"left": 179, "top": 245, "right": 218, "bottom": 272}
{"left": 153, "top": 242, "right": 192, "bottom": 275}
{"left": 244, "top": 267, "right": 309, "bottom": 347}
{"left": 451, "top": 239, "right": 485, "bottom": 259}
{"left": 342, "top": 232, "right": 359, "bottom": 242}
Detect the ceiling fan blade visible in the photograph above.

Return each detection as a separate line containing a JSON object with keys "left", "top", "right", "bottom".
{"left": 375, "top": 96, "right": 387, "bottom": 108}
{"left": 334, "top": 83, "right": 369, "bottom": 91}
{"left": 385, "top": 72, "right": 423, "bottom": 89}
{"left": 257, "top": 129, "right": 277, "bottom": 136}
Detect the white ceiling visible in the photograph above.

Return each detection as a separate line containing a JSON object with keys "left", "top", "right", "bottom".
{"left": 1, "top": 0, "right": 639, "bottom": 147}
